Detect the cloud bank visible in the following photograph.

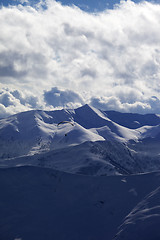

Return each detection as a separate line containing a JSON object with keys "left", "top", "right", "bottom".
{"left": 0, "top": 88, "right": 40, "bottom": 118}
{"left": 44, "top": 87, "right": 84, "bottom": 108}
{"left": 1, "top": 0, "right": 160, "bottom": 117}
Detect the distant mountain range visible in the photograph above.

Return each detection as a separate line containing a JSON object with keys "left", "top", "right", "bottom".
{"left": 1, "top": 104, "right": 160, "bottom": 240}
{"left": 1, "top": 104, "right": 160, "bottom": 175}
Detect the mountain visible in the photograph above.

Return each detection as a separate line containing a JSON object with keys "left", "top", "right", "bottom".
{"left": 104, "top": 110, "right": 160, "bottom": 129}
{"left": 1, "top": 104, "right": 160, "bottom": 175}
{"left": 1, "top": 105, "right": 160, "bottom": 240}
{"left": 114, "top": 185, "right": 160, "bottom": 240}
{"left": 0, "top": 106, "right": 104, "bottom": 158}
{"left": 0, "top": 166, "right": 160, "bottom": 240}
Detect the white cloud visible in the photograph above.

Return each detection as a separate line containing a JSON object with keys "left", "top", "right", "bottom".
{"left": 0, "top": 88, "right": 40, "bottom": 118}
{"left": 19, "top": 0, "right": 29, "bottom": 3}
{"left": 0, "top": 87, "right": 83, "bottom": 118}
{"left": 90, "top": 94, "right": 160, "bottom": 114}
{"left": 1, "top": 0, "right": 160, "bottom": 115}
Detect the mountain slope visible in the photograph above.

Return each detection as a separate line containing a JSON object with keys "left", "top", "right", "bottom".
{"left": 1, "top": 104, "right": 160, "bottom": 176}
{"left": 0, "top": 166, "right": 160, "bottom": 240}
{"left": 0, "top": 107, "right": 105, "bottom": 158}
{"left": 114, "top": 186, "right": 160, "bottom": 240}
{"left": 1, "top": 105, "right": 160, "bottom": 239}
{"left": 0, "top": 104, "right": 141, "bottom": 159}
{"left": 0, "top": 141, "right": 138, "bottom": 175}
{"left": 104, "top": 110, "right": 160, "bottom": 129}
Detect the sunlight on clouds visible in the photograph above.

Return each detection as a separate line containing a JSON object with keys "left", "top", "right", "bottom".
{"left": 0, "top": 88, "right": 41, "bottom": 118}
{"left": 1, "top": 0, "right": 160, "bottom": 116}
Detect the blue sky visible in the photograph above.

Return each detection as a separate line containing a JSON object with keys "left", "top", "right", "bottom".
{"left": 1, "top": 0, "right": 160, "bottom": 11}
{"left": 1, "top": 0, "right": 160, "bottom": 116}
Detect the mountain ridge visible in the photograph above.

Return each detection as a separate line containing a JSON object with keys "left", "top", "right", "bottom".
{"left": 1, "top": 104, "right": 160, "bottom": 176}
{"left": 1, "top": 105, "right": 160, "bottom": 239}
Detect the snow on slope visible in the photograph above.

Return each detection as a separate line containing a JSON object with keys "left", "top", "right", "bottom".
{"left": 0, "top": 107, "right": 105, "bottom": 158}
{"left": 74, "top": 104, "right": 139, "bottom": 141}
{"left": 0, "top": 141, "right": 136, "bottom": 175}
{"left": 2, "top": 139, "right": 160, "bottom": 176}
{"left": 136, "top": 124, "right": 160, "bottom": 139}
{"left": 104, "top": 110, "right": 160, "bottom": 129}
{"left": 29, "top": 121, "right": 104, "bottom": 155}
{"left": 0, "top": 104, "right": 140, "bottom": 158}
{"left": 1, "top": 104, "right": 160, "bottom": 176}
{"left": 0, "top": 166, "right": 160, "bottom": 240}
{"left": 114, "top": 185, "right": 160, "bottom": 240}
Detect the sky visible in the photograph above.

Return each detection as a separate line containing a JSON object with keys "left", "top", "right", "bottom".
{"left": 0, "top": 0, "right": 147, "bottom": 11}
{"left": 1, "top": 0, "right": 160, "bottom": 117}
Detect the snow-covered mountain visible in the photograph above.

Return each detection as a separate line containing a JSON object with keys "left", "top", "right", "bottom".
{"left": 1, "top": 105, "right": 160, "bottom": 240}
{"left": 104, "top": 110, "right": 160, "bottom": 129}
{"left": 1, "top": 104, "right": 160, "bottom": 175}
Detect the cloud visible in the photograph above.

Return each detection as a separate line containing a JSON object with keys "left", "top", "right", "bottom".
{"left": 90, "top": 95, "right": 160, "bottom": 114}
{"left": 11, "top": 89, "right": 38, "bottom": 108}
{"left": 0, "top": 88, "right": 40, "bottom": 118}
{"left": 19, "top": 0, "right": 29, "bottom": 3}
{"left": 0, "top": 86, "right": 83, "bottom": 118}
{"left": 44, "top": 87, "right": 84, "bottom": 108}
{"left": 1, "top": 0, "right": 160, "bottom": 115}
{"left": 0, "top": 91, "right": 15, "bottom": 107}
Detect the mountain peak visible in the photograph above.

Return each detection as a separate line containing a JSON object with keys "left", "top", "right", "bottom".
{"left": 1, "top": 105, "right": 160, "bottom": 176}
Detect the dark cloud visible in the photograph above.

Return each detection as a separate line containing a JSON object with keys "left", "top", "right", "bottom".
{"left": 44, "top": 87, "right": 83, "bottom": 108}
{"left": 11, "top": 90, "right": 38, "bottom": 108}
{"left": 63, "top": 23, "right": 94, "bottom": 39}
{"left": 0, "top": 92, "right": 14, "bottom": 107}
{"left": 90, "top": 96, "right": 121, "bottom": 111}
{"left": 80, "top": 68, "right": 97, "bottom": 78}
{"left": 0, "top": 52, "right": 27, "bottom": 78}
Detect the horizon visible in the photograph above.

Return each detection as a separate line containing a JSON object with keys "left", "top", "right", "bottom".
{"left": 0, "top": 103, "right": 160, "bottom": 119}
